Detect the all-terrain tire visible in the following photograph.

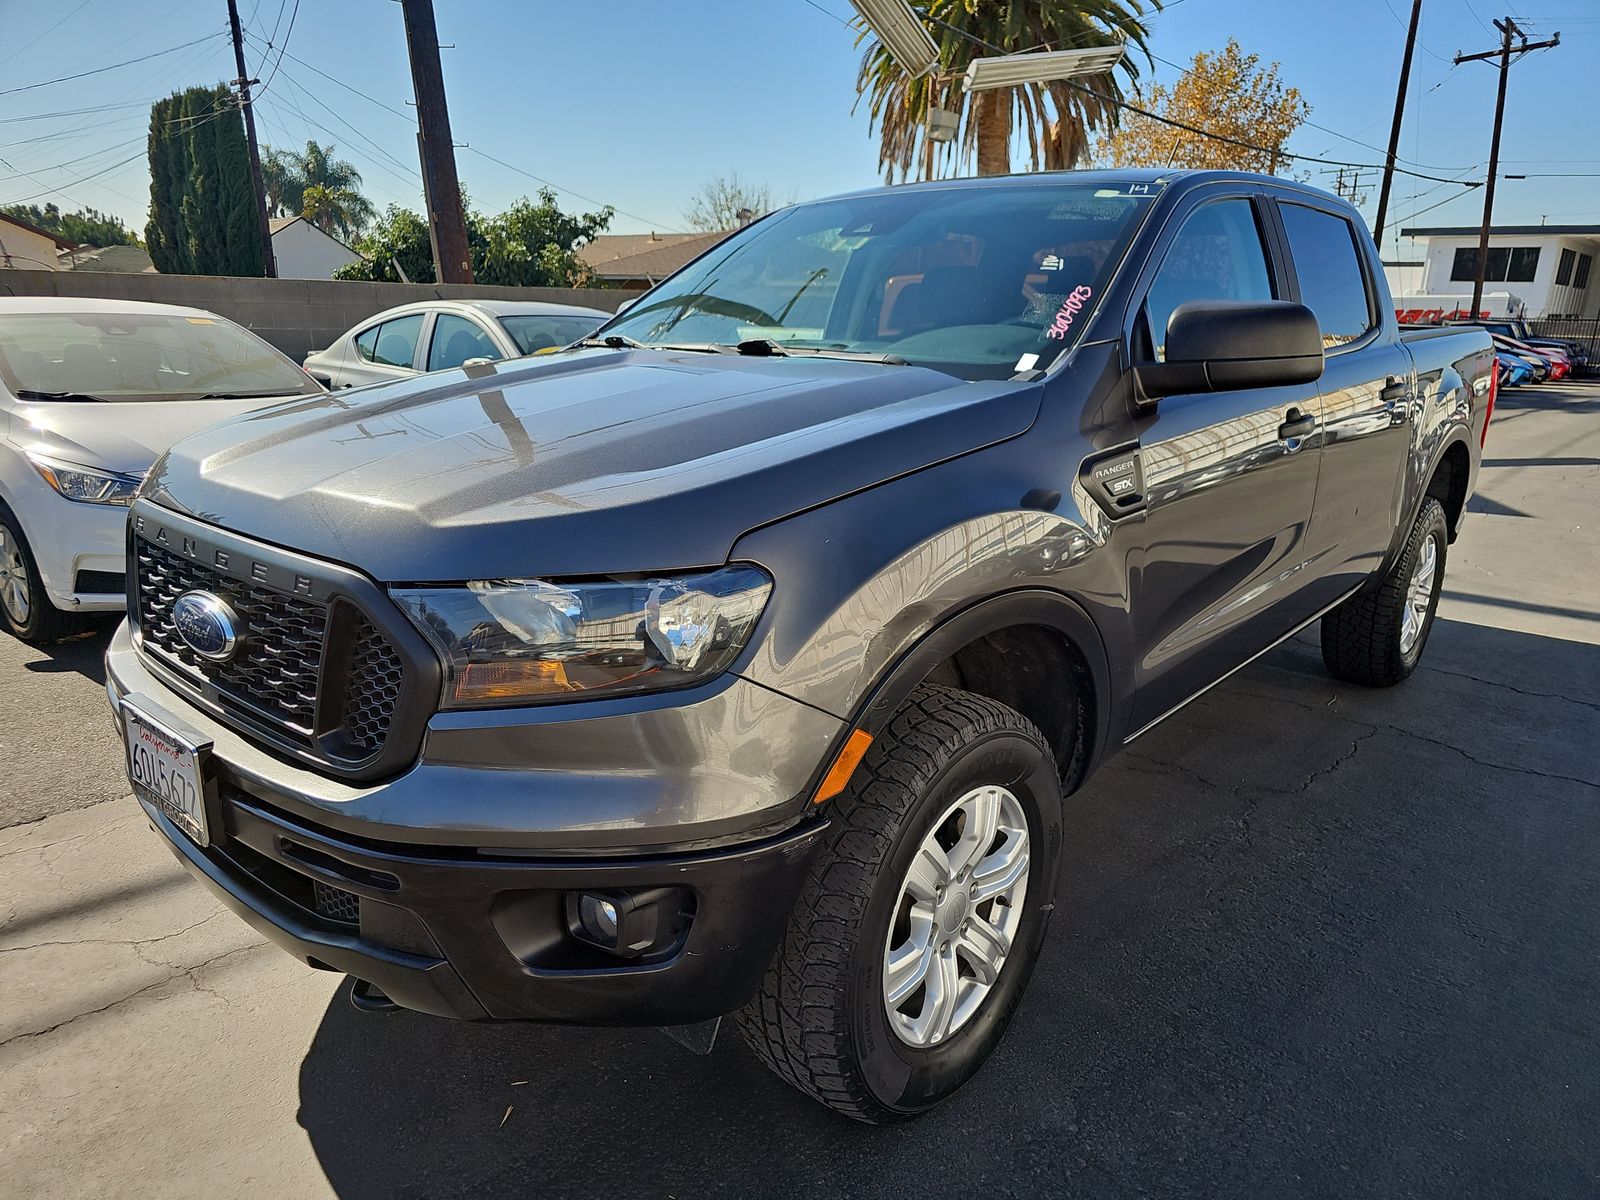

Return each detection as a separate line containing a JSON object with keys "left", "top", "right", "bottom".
{"left": 736, "top": 684, "right": 1062, "bottom": 1123}
{"left": 1321, "top": 497, "right": 1449, "bottom": 687}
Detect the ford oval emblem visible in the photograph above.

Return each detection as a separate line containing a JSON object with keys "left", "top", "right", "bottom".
{"left": 172, "top": 591, "right": 241, "bottom": 662}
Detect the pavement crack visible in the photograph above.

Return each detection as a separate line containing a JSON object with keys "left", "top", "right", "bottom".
{"left": 1290, "top": 728, "right": 1381, "bottom": 794}
{"left": 1382, "top": 725, "right": 1600, "bottom": 790}
{"left": 1418, "top": 663, "right": 1600, "bottom": 713}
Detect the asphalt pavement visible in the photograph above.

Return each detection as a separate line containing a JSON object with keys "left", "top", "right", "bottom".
{"left": 2, "top": 381, "right": 1598, "bottom": 1199}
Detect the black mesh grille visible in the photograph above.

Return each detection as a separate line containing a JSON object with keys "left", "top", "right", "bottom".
{"left": 136, "top": 538, "right": 327, "bottom": 734}
{"left": 338, "top": 615, "right": 404, "bottom": 753}
{"left": 313, "top": 880, "right": 361, "bottom": 925}
{"left": 134, "top": 535, "right": 407, "bottom": 763}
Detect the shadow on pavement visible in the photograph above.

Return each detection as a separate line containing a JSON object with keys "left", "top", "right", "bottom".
{"left": 295, "top": 621, "right": 1600, "bottom": 1199}
{"left": 19, "top": 616, "right": 117, "bottom": 684}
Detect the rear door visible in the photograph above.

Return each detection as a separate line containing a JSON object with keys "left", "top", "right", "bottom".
{"left": 1125, "top": 189, "right": 1326, "bottom": 731}
{"left": 1275, "top": 198, "right": 1414, "bottom": 605}
{"left": 424, "top": 312, "right": 505, "bottom": 372}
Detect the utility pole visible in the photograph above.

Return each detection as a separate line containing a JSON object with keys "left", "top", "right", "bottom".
{"left": 1372, "top": 0, "right": 1422, "bottom": 246}
{"left": 400, "top": 0, "right": 473, "bottom": 284}
{"left": 226, "top": 0, "right": 276, "bottom": 277}
{"left": 1455, "top": 18, "right": 1560, "bottom": 318}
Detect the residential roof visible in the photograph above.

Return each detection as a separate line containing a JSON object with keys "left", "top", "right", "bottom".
{"left": 58, "top": 244, "right": 156, "bottom": 273}
{"left": 583, "top": 230, "right": 734, "bottom": 281}
{"left": 0, "top": 211, "right": 76, "bottom": 251}
{"left": 268, "top": 214, "right": 356, "bottom": 250}
{"left": 578, "top": 232, "right": 711, "bottom": 268}
{"left": 1400, "top": 224, "right": 1600, "bottom": 238}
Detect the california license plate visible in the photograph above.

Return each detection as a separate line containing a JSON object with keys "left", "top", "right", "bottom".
{"left": 123, "top": 704, "right": 210, "bottom": 847}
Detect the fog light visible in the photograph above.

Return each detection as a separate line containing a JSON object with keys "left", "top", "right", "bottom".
{"left": 565, "top": 887, "right": 694, "bottom": 959}
{"left": 578, "top": 893, "right": 620, "bottom": 944}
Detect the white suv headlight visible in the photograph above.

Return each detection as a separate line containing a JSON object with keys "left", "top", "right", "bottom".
{"left": 27, "top": 452, "right": 143, "bottom": 506}
{"left": 392, "top": 566, "right": 772, "bottom": 708}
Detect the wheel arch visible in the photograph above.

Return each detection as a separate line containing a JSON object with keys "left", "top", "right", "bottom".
{"left": 845, "top": 589, "right": 1113, "bottom": 795}
{"left": 1423, "top": 434, "right": 1474, "bottom": 542}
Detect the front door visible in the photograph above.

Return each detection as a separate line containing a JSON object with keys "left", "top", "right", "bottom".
{"left": 1125, "top": 193, "right": 1326, "bottom": 731}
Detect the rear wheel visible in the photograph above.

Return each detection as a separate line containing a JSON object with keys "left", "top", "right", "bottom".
{"left": 1321, "top": 497, "right": 1449, "bottom": 686}
{"left": 0, "top": 510, "right": 85, "bottom": 644}
{"left": 737, "top": 684, "right": 1062, "bottom": 1123}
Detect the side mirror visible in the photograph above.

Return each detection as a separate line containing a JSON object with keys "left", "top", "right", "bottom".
{"left": 613, "top": 298, "right": 637, "bottom": 316}
{"left": 1134, "top": 300, "right": 1324, "bottom": 403}
{"left": 462, "top": 357, "right": 497, "bottom": 368}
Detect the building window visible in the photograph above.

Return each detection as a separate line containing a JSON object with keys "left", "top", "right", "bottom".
{"left": 1556, "top": 247, "right": 1577, "bottom": 286}
{"left": 1577, "top": 254, "right": 1594, "bottom": 291}
{"left": 1449, "top": 245, "right": 1540, "bottom": 283}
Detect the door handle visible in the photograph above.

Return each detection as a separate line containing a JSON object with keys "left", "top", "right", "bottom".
{"left": 1277, "top": 407, "right": 1316, "bottom": 440}
{"left": 1380, "top": 376, "right": 1410, "bottom": 407}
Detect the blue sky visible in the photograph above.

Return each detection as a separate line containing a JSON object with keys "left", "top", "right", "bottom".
{"left": 2, "top": 0, "right": 1597, "bottom": 263}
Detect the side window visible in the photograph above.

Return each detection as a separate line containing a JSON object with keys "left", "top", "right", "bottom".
{"left": 427, "top": 313, "right": 502, "bottom": 371}
{"left": 1143, "top": 199, "right": 1274, "bottom": 360}
{"left": 1280, "top": 203, "right": 1375, "bottom": 349}
{"left": 353, "top": 324, "right": 381, "bottom": 363}
{"left": 354, "top": 314, "right": 424, "bottom": 367}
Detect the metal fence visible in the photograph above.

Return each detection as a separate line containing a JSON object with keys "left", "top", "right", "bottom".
{"left": 1527, "top": 317, "right": 1600, "bottom": 377}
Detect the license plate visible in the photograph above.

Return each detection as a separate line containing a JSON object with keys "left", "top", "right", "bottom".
{"left": 123, "top": 704, "right": 210, "bottom": 847}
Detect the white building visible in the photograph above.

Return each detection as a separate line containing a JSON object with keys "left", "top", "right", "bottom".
{"left": 1390, "top": 224, "right": 1600, "bottom": 319}
{"left": 269, "top": 216, "right": 362, "bottom": 280}
{"left": 0, "top": 212, "right": 73, "bottom": 271}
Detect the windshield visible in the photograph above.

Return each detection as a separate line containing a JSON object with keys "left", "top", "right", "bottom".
{"left": 0, "top": 312, "right": 322, "bottom": 401}
{"left": 499, "top": 313, "right": 605, "bottom": 355}
{"left": 597, "top": 180, "right": 1160, "bottom": 380}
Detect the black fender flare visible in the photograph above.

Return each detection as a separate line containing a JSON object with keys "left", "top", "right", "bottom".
{"left": 819, "top": 588, "right": 1115, "bottom": 795}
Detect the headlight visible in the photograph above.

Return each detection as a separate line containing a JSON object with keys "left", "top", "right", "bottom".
{"left": 392, "top": 566, "right": 772, "bottom": 708}
{"left": 27, "top": 453, "right": 142, "bottom": 506}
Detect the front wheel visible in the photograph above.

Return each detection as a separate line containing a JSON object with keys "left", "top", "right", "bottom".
{"left": 737, "top": 685, "right": 1062, "bottom": 1123}
{"left": 0, "top": 509, "right": 83, "bottom": 644}
{"left": 1321, "top": 497, "right": 1449, "bottom": 687}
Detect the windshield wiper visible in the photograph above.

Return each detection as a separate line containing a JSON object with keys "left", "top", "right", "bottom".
{"left": 730, "top": 340, "right": 908, "bottom": 365}
{"left": 13, "top": 389, "right": 107, "bottom": 402}
{"left": 576, "top": 335, "right": 735, "bottom": 355}
{"left": 190, "top": 390, "right": 295, "bottom": 399}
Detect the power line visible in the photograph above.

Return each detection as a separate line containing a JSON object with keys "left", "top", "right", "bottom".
{"left": 0, "top": 0, "right": 95, "bottom": 70}
{"left": 0, "top": 32, "right": 225, "bottom": 98}
{"left": 254, "top": 0, "right": 301, "bottom": 99}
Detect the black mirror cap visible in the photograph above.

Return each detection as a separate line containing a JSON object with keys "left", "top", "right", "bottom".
{"left": 1135, "top": 300, "right": 1325, "bottom": 402}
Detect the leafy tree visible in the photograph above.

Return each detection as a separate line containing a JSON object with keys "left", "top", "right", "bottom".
{"left": 262, "top": 140, "right": 375, "bottom": 239}
{"left": 144, "top": 85, "right": 263, "bottom": 276}
{"left": 336, "top": 188, "right": 612, "bottom": 287}
{"left": 683, "top": 174, "right": 784, "bottom": 231}
{"left": 1095, "top": 40, "right": 1309, "bottom": 173}
{"left": 856, "top": 0, "right": 1159, "bottom": 181}
{"left": 1, "top": 203, "right": 140, "bottom": 248}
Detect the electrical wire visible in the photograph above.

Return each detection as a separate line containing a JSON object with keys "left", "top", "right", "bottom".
{"left": 0, "top": 32, "right": 225, "bottom": 98}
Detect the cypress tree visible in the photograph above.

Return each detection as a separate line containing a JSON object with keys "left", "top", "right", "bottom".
{"left": 144, "top": 84, "right": 264, "bottom": 276}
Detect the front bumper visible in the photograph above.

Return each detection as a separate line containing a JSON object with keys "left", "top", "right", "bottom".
{"left": 8, "top": 483, "right": 127, "bottom": 610}
{"left": 106, "top": 620, "right": 838, "bottom": 1023}
{"left": 132, "top": 784, "right": 824, "bottom": 1023}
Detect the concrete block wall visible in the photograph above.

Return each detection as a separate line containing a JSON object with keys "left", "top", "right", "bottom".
{"left": 0, "top": 270, "right": 644, "bottom": 362}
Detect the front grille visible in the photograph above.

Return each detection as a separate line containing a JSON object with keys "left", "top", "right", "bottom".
{"left": 338, "top": 616, "right": 404, "bottom": 754}
{"left": 136, "top": 538, "right": 327, "bottom": 735}
{"left": 132, "top": 531, "right": 413, "bottom": 769}
{"left": 313, "top": 880, "right": 361, "bottom": 925}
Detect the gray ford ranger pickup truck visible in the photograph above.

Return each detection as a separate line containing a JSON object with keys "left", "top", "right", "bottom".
{"left": 106, "top": 170, "right": 1495, "bottom": 1122}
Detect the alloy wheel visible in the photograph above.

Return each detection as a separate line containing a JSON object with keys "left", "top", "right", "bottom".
{"left": 0, "top": 526, "right": 30, "bottom": 626}
{"left": 1400, "top": 533, "right": 1438, "bottom": 655}
{"left": 882, "top": 784, "right": 1031, "bottom": 1047}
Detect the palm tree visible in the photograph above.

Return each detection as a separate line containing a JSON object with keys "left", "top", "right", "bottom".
{"left": 261, "top": 140, "right": 376, "bottom": 239}
{"left": 855, "top": 0, "right": 1159, "bottom": 181}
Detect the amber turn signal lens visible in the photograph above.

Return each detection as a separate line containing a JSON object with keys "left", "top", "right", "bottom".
{"left": 813, "top": 729, "right": 874, "bottom": 804}
{"left": 454, "top": 659, "right": 574, "bottom": 703}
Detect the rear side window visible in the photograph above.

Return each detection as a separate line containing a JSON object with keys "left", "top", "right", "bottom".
{"left": 1280, "top": 204, "right": 1375, "bottom": 349}
{"left": 1144, "top": 198, "right": 1275, "bottom": 360}
{"left": 427, "top": 313, "right": 501, "bottom": 371}
{"left": 354, "top": 314, "right": 423, "bottom": 367}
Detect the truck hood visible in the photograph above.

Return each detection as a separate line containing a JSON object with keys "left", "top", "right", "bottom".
{"left": 8, "top": 393, "right": 304, "bottom": 477}
{"left": 145, "top": 348, "right": 1043, "bottom": 580}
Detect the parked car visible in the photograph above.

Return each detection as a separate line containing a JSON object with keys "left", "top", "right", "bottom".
{"left": 105, "top": 170, "right": 1494, "bottom": 1123}
{"left": 1451, "top": 318, "right": 1588, "bottom": 370}
{"left": 1488, "top": 333, "right": 1553, "bottom": 381}
{"left": 302, "top": 299, "right": 609, "bottom": 388}
{"left": 1496, "top": 351, "right": 1535, "bottom": 387}
{"left": 0, "top": 298, "right": 322, "bottom": 642}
